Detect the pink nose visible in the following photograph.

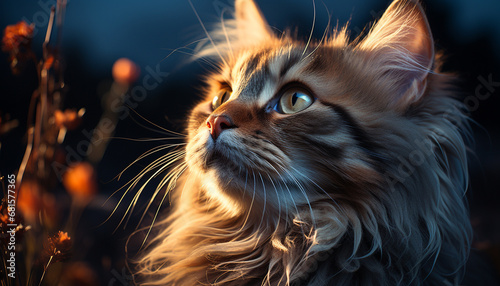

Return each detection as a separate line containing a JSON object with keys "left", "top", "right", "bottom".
{"left": 206, "top": 115, "right": 235, "bottom": 140}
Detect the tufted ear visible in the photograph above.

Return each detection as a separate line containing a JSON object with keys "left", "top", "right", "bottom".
{"left": 358, "top": 0, "right": 434, "bottom": 110}
{"left": 234, "top": 0, "right": 274, "bottom": 44}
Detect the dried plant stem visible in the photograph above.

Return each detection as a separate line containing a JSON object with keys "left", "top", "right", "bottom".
{"left": 55, "top": 0, "right": 67, "bottom": 51}
{"left": 16, "top": 126, "right": 34, "bottom": 190}
{"left": 16, "top": 88, "right": 38, "bottom": 190}
{"left": 38, "top": 255, "right": 54, "bottom": 286}
{"left": 17, "top": 6, "right": 55, "bottom": 189}
{"left": 43, "top": 7, "right": 55, "bottom": 59}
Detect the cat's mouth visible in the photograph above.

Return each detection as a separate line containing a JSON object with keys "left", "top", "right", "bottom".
{"left": 200, "top": 135, "right": 271, "bottom": 183}
{"left": 204, "top": 148, "right": 241, "bottom": 174}
{"left": 186, "top": 127, "right": 291, "bottom": 188}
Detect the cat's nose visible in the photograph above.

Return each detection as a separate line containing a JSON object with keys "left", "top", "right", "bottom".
{"left": 206, "top": 115, "right": 236, "bottom": 140}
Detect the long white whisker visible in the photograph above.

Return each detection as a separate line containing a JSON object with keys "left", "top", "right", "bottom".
{"left": 289, "top": 165, "right": 348, "bottom": 218}
{"left": 100, "top": 147, "right": 184, "bottom": 228}
{"left": 140, "top": 164, "right": 188, "bottom": 249}
{"left": 220, "top": 7, "right": 234, "bottom": 61}
{"left": 128, "top": 107, "right": 187, "bottom": 136}
{"left": 283, "top": 168, "right": 316, "bottom": 228}
{"left": 304, "top": 2, "right": 331, "bottom": 60}
{"left": 257, "top": 173, "right": 267, "bottom": 236}
{"left": 134, "top": 159, "right": 187, "bottom": 230}
{"left": 188, "top": 0, "right": 229, "bottom": 67}
{"left": 117, "top": 150, "right": 186, "bottom": 231}
{"left": 267, "top": 173, "right": 281, "bottom": 234}
{"left": 301, "top": 0, "right": 316, "bottom": 58}
{"left": 239, "top": 169, "right": 256, "bottom": 233}
{"left": 274, "top": 166, "right": 300, "bottom": 222}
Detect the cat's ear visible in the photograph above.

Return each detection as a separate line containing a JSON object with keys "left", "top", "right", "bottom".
{"left": 234, "top": 0, "right": 274, "bottom": 44}
{"left": 358, "top": 0, "right": 434, "bottom": 110}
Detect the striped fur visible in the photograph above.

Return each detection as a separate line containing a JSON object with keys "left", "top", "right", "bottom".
{"left": 136, "top": 0, "right": 471, "bottom": 285}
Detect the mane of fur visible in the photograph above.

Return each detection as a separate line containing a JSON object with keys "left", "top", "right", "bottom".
{"left": 136, "top": 1, "right": 472, "bottom": 285}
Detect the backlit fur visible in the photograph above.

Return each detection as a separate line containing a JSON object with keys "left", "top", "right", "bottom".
{"left": 136, "top": 1, "right": 471, "bottom": 285}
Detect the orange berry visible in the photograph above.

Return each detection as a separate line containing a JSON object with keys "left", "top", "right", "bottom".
{"left": 63, "top": 162, "right": 97, "bottom": 201}
{"left": 112, "top": 58, "right": 140, "bottom": 85}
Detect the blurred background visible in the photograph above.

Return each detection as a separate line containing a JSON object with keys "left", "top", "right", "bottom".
{"left": 0, "top": 0, "right": 499, "bottom": 285}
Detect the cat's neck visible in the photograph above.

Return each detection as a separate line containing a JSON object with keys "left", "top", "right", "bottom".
{"left": 164, "top": 175, "right": 346, "bottom": 285}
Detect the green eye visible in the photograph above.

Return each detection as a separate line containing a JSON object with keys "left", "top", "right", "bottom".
{"left": 275, "top": 90, "right": 314, "bottom": 114}
{"left": 212, "top": 88, "right": 232, "bottom": 110}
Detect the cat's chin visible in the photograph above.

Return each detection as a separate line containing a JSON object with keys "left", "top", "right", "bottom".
{"left": 194, "top": 136, "right": 252, "bottom": 184}
{"left": 201, "top": 155, "right": 249, "bottom": 192}
{"left": 196, "top": 150, "right": 270, "bottom": 205}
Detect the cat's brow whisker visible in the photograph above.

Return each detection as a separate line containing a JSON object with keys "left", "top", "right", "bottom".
{"left": 165, "top": 48, "right": 220, "bottom": 70}
{"left": 159, "top": 40, "right": 222, "bottom": 69}
{"left": 301, "top": 0, "right": 316, "bottom": 58}
{"left": 304, "top": 2, "right": 331, "bottom": 61}
{"left": 220, "top": 7, "right": 235, "bottom": 61}
{"left": 188, "top": 0, "right": 229, "bottom": 67}
{"left": 160, "top": 38, "right": 208, "bottom": 62}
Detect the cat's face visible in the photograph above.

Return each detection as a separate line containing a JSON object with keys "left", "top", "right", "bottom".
{"left": 186, "top": 44, "right": 379, "bottom": 207}
{"left": 185, "top": 0, "right": 434, "bottom": 211}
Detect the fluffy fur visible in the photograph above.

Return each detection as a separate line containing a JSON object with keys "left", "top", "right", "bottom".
{"left": 135, "top": 0, "right": 472, "bottom": 285}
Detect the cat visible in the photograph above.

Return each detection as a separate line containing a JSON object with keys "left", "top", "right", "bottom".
{"left": 135, "top": 0, "right": 472, "bottom": 285}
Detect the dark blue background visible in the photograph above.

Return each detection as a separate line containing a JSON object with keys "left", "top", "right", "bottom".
{"left": 1, "top": 0, "right": 499, "bottom": 284}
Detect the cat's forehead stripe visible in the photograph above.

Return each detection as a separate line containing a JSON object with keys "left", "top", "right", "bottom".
{"left": 232, "top": 48, "right": 307, "bottom": 102}
{"left": 278, "top": 52, "right": 302, "bottom": 78}
{"left": 234, "top": 52, "right": 272, "bottom": 100}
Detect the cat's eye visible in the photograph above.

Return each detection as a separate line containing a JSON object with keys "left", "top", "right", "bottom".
{"left": 212, "top": 88, "right": 232, "bottom": 110}
{"left": 275, "top": 90, "right": 314, "bottom": 114}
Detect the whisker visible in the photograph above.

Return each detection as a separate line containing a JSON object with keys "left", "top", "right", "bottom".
{"left": 102, "top": 146, "right": 179, "bottom": 221}
{"left": 117, "top": 145, "right": 185, "bottom": 183}
{"left": 188, "top": 0, "right": 229, "bottom": 67}
{"left": 128, "top": 107, "right": 187, "bottom": 137}
{"left": 102, "top": 147, "right": 185, "bottom": 230}
{"left": 160, "top": 38, "right": 214, "bottom": 64}
{"left": 239, "top": 170, "right": 256, "bottom": 233}
{"left": 131, "top": 155, "right": 187, "bottom": 230}
{"left": 283, "top": 168, "right": 316, "bottom": 228}
{"left": 301, "top": 0, "right": 316, "bottom": 58}
{"left": 176, "top": 50, "right": 221, "bottom": 70}
{"left": 220, "top": 7, "right": 235, "bottom": 61}
{"left": 289, "top": 165, "right": 347, "bottom": 218}
{"left": 274, "top": 166, "right": 300, "bottom": 219}
{"left": 115, "top": 150, "right": 186, "bottom": 231}
{"left": 160, "top": 46, "right": 222, "bottom": 70}
{"left": 140, "top": 164, "right": 188, "bottom": 248}
{"left": 267, "top": 173, "right": 281, "bottom": 234}
{"left": 304, "top": 2, "right": 331, "bottom": 60}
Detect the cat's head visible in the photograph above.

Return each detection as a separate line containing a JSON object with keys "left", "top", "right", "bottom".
{"left": 185, "top": 0, "right": 439, "bottom": 214}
